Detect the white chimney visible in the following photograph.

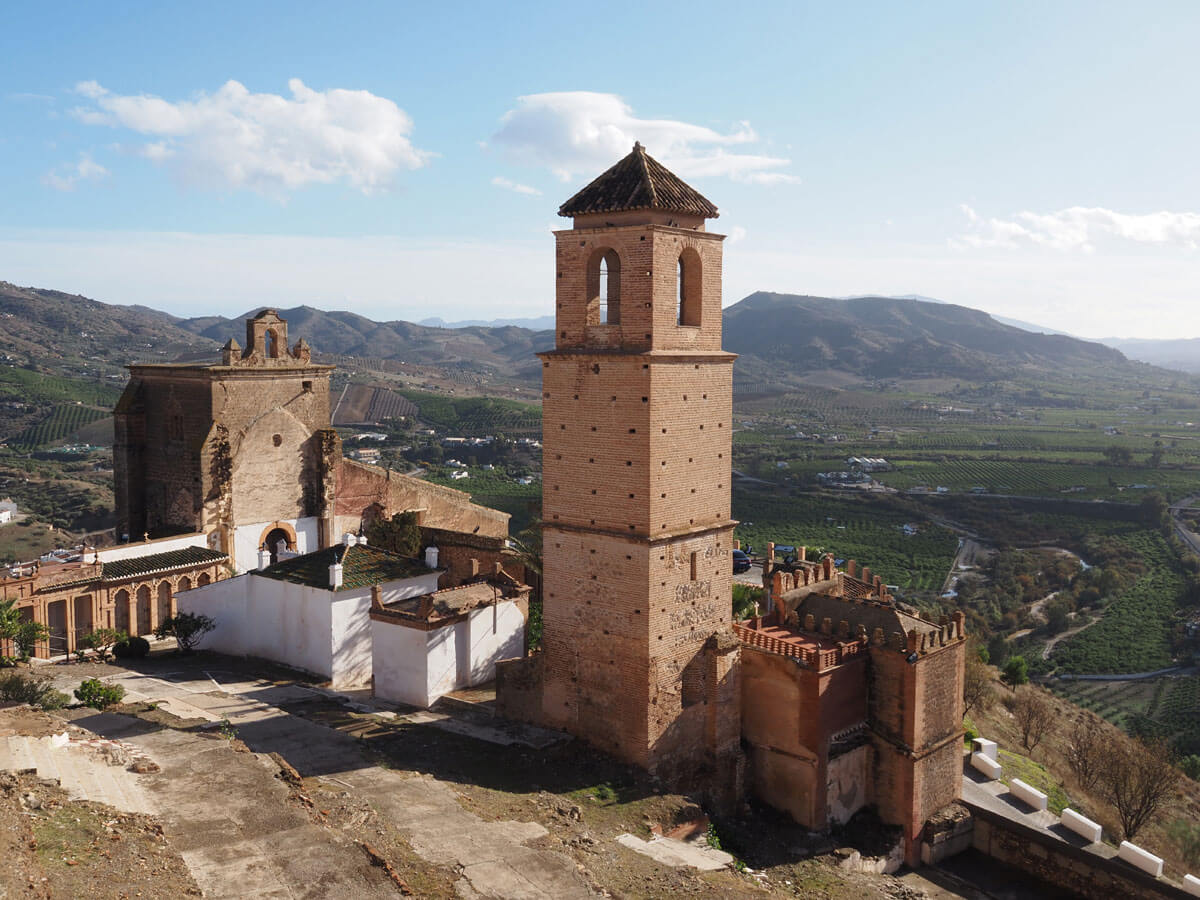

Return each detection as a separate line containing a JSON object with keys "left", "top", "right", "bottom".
{"left": 343, "top": 533, "right": 356, "bottom": 547}
{"left": 258, "top": 549, "right": 272, "bottom": 570}
{"left": 358, "top": 534, "right": 368, "bottom": 546}
{"left": 329, "top": 562, "right": 344, "bottom": 590}
{"left": 425, "top": 546, "right": 439, "bottom": 569}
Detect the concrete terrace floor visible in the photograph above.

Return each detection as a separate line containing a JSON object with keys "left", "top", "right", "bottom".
{"left": 34, "top": 659, "right": 594, "bottom": 899}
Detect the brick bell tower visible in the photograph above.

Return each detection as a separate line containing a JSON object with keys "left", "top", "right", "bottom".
{"left": 538, "top": 143, "right": 742, "bottom": 803}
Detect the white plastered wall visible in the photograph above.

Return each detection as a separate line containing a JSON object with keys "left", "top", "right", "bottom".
{"left": 372, "top": 599, "right": 525, "bottom": 709}
{"left": 231, "top": 516, "right": 319, "bottom": 573}
{"left": 98, "top": 533, "right": 210, "bottom": 563}
{"left": 179, "top": 568, "right": 440, "bottom": 689}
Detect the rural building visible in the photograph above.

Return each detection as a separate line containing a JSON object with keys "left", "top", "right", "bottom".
{"left": 9, "top": 309, "right": 517, "bottom": 659}
{"left": 0, "top": 533, "right": 229, "bottom": 657}
{"left": 498, "top": 145, "right": 966, "bottom": 866}
{"left": 114, "top": 308, "right": 508, "bottom": 574}
{"left": 179, "top": 533, "right": 528, "bottom": 702}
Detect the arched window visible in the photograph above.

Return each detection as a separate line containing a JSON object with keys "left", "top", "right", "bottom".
{"left": 198, "top": 572, "right": 211, "bottom": 586}
{"left": 677, "top": 249, "right": 702, "bottom": 327}
{"left": 178, "top": 576, "right": 192, "bottom": 593}
{"left": 586, "top": 249, "right": 620, "bottom": 325}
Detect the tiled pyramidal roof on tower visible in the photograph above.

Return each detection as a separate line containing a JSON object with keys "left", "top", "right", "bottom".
{"left": 558, "top": 142, "right": 719, "bottom": 219}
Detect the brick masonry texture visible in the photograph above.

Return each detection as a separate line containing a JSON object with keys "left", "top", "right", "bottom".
{"left": 499, "top": 154, "right": 970, "bottom": 859}
{"left": 115, "top": 310, "right": 508, "bottom": 556}
{"left": 534, "top": 209, "right": 741, "bottom": 801}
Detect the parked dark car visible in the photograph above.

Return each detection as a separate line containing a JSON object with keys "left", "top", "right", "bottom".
{"left": 732, "top": 549, "right": 751, "bottom": 574}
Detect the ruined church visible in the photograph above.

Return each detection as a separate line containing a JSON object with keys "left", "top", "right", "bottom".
{"left": 497, "top": 144, "right": 966, "bottom": 866}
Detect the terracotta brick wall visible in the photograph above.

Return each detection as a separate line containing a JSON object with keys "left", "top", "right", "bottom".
{"left": 536, "top": 216, "right": 740, "bottom": 793}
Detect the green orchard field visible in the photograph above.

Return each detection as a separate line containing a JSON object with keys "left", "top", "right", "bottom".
{"left": 731, "top": 487, "right": 958, "bottom": 596}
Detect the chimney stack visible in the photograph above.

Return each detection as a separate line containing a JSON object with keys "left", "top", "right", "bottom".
{"left": 329, "top": 562, "right": 344, "bottom": 590}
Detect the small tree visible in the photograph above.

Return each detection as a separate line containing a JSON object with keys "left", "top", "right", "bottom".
{"left": 962, "top": 649, "right": 994, "bottom": 717}
{"left": 79, "top": 628, "right": 127, "bottom": 662}
{"left": 1064, "top": 714, "right": 1108, "bottom": 790}
{"left": 1011, "top": 688, "right": 1055, "bottom": 752}
{"left": 155, "top": 612, "right": 215, "bottom": 653}
{"left": 1100, "top": 735, "right": 1181, "bottom": 841}
{"left": 1000, "top": 655, "right": 1029, "bottom": 691}
{"left": 366, "top": 511, "right": 421, "bottom": 558}
{"left": 1179, "top": 754, "right": 1200, "bottom": 782}
{"left": 13, "top": 621, "right": 49, "bottom": 661}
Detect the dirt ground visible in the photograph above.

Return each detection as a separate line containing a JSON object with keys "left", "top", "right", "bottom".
{"left": 0, "top": 746, "right": 200, "bottom": 899}
{"left": 1, "top": 652, "right": 962, "bottom": 898}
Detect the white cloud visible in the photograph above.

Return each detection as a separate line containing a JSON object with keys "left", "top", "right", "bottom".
{"left": 955, "top": 204, "right": 1200, "bottom": 252}
{"left": 41, "top": 153, "right": 108, "bottom": 191}
{"left": 491, "top": 175, "right": 541, "bottom": 196}
{"left": 490, "top": 92, "right": 798, "bottom": 185}
{"left": 68, "top": 79, "right": 431, "bottom": 194}
{"left": 727, "top": 225, "right": 748, "bottom": 243}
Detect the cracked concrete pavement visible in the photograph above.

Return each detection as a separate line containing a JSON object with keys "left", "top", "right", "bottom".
{"left": 45, "top": 666, "right": 595, "bottom": 899}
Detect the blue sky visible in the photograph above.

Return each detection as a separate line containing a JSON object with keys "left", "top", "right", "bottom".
{"left": 2, "top": 1, "right": 1198, "bottom": 338}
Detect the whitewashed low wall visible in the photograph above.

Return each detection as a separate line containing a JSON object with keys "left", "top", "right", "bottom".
{"left": 972, "top": 738, "right": 998, "bottom": 761}
{"left": 1118, "top": 841, "right": 1163, "bottom": 878}
{"left": 971, "top": 752, "right": 1002, "bottom": 780}
{"left": 1060, "top": 808, "right": 1102, "bottom": 843}
{"left": 1182, "top": 873, "right": 1200, "bottom": 897}
{"left": 1009, "top": 778, "right": 1048, "bottom": 811}
{"left": 99, "top": 533, "right": 209, "bottom": 562}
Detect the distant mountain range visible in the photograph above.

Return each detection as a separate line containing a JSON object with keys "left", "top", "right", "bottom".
{"left": 722, "top": 292, "right": 1127, "bottom": 384}
{"left": 1094, "top": 337, "right": 1200, "bottom": 374}
{"left": 419, "top": 314, "right": 555, "bottom": 330}
{"left": 1, "top": 281, "right": 1192, "bottom": 393}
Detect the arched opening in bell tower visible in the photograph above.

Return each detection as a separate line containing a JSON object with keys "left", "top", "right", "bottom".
{"left": 677, "top": 248, "right": 702, "bottom": 327}
{"left": 586, "top": 249, "right": 620, "bottom": 325}
{"left": 265, "top": 329, "right": 280, "bottom": 359}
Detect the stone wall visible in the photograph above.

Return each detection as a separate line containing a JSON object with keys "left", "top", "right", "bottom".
{"left": 969, "top": 803, "right": 1194, "bottom": 899}
{"left": 334, "top": 458, "right": 509, "bottom": 539}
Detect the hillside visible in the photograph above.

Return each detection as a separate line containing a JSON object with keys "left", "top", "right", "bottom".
{"left": 177, "top": 306, "right": 550, "bottom": 381}
{"left": 0, "top": 281, "right": 1181, "bottom": 403}
{"left": 723, "top": 292, "right": 1130, "bottom": 385}
{"left": 1099, "top": 336, "right": 1200, "bottom": 373}
{"left": 0, "top": 281, "right": 216, "bottom": 375}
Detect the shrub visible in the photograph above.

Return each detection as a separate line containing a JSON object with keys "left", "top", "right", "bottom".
{"left": 155, "top": 613, "right": 215, "bottom": 653}
{"left": 1168, "top": 819, "right": 1200, "bottom": 868}
{"left": 0, "top": 671, "right": 69, "bottom": 709}
{"left": 74, "top": 678, "right": 125, "bottom": 709}
{"left": 79, "top": 628, "right": 127, "bottom": 662}
{"left": 113, "top": 636, "right": 150, "bottom": 659}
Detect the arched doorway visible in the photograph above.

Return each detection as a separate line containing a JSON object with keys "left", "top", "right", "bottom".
{"left": 136, "top": 586, "right": 152, "bottom": 636}
{"left": 157, "top": 581, "right": 173, "bottom": 625}
{"left": 114, "top": 589, "right": 130, "bottom": 633}
{"left": 178, "top": 575, "right": 192, "bottom": 592}
{"left": 264, "top": 527, "right": 291, "bottom": 565}
{"left": 198, "top": 572, "right": 211, "bottom": 586}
